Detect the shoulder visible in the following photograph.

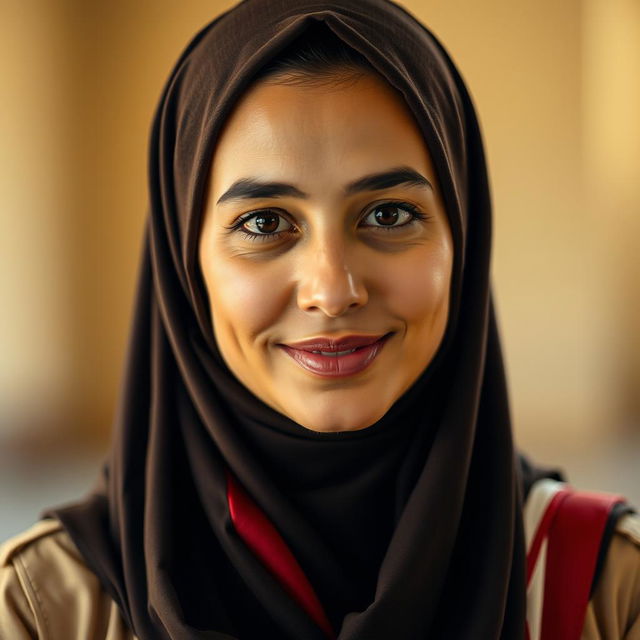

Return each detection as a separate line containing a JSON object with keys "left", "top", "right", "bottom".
{"left": 0, "top": 519, "right": 134, "bottom": 640}
{"left": 584, "top": 512, "right": 640, "bottom": 639}
{"left": 524, "top": 479, "right": 640, "bottom": 639}
{"left": 616, "top": 511, "right": 640, "bottom": 548}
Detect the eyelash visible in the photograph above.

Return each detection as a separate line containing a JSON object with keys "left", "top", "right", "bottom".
{"left": 225, "top": 201, "right": 430, "bottom": 242}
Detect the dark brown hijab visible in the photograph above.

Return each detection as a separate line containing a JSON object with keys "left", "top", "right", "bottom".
{"left": 48, "top": 1, "right": 553, "bottom": 637}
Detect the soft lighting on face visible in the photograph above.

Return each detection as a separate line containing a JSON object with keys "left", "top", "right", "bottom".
{"left": 199, "top": 71, "right": 453, "bottom": 432}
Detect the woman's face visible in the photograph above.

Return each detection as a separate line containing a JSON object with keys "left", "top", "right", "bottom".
{"left": 199, "top": 70, "right": 453, "bottom": 432}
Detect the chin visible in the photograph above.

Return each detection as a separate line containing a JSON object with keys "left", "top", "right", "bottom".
{"left": 287, "top": 401, "right": 391, "bottom": 433}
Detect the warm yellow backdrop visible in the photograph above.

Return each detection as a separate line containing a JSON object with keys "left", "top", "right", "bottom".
{"left": 2, "top": 0, "right": 639, "bottom": 468}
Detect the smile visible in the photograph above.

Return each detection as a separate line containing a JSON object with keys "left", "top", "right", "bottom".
{"left": 279, "top": 333, "right": 393, "bottom": 378}
{"left": 312, "top": 349, "right": 356, "bottom": 357}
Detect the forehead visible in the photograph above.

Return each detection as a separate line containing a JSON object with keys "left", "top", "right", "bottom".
{"left": 210, "top": 72, "right": 434, "bottom": 193}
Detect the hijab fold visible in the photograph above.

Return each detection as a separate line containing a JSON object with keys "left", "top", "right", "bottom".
{"left": 48, "top": 1, "right": 557, "bottom": 637}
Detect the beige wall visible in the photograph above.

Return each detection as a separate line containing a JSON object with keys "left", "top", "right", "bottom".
{"left": 1, "top": 0, "right": 638, "bottom": 456}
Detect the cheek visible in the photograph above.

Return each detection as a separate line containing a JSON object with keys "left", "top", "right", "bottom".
{"left": 380, "top": 243, "right": 452, "bottom": 325}
{"left": 202, "top": 255, "right": 291, "bottom": 346}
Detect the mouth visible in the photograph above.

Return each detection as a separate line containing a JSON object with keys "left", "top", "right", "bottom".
{"left": 278, "top": 332, "right": 394, "bottom": 378}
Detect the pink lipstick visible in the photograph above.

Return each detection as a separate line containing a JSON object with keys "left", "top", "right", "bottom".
{"left": 279, "top": 333, "right": 392, "bottom": 378}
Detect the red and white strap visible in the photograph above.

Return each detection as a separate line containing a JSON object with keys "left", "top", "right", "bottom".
{"left": 524, "top": 479, "right": 624, "bottom": 640}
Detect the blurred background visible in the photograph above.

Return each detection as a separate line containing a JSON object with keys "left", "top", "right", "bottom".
{"left": 1, "top": 0, "right": 638, "bottom": 540}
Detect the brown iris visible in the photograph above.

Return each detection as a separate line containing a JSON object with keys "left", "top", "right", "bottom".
{"left": 373, "top": 205, "right": 400, "bottom": 226}
{"left": 254, "top": 213, "right": 280, "bottom": 233}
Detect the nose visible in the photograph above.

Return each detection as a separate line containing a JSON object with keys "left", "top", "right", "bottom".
{"left": 296, "top": 238, "right": 368, "bottom": 317}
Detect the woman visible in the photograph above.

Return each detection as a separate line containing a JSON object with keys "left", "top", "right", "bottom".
{"left": 1, "top": 0, "right": 638, "bottom": 638}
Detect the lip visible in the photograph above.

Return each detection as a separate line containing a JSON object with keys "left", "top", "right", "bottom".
{"left": 279, "top": 333, "right": 393, "bottom": 378}
{"left": 284, "top": 334, "right": 388, "bottom": 352}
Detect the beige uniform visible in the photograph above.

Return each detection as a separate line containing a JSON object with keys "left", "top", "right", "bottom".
{"left": 1, "top": 516, "right": 639, "bottom": 640}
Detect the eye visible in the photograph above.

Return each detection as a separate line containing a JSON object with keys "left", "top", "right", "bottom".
{"left": 360, "top": 202, "right": 425, "bottom": 229}
{"left": 230, "top": 210, "right": 296, "bottom": 238}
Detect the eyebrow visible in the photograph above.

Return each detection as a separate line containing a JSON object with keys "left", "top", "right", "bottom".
{"left": 215, "top": 166, "right": 433, "bottom": 205}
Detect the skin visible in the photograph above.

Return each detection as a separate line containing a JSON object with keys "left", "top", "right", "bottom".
{"left": 199, "top": 70, "right": 453, "bottom": 432}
